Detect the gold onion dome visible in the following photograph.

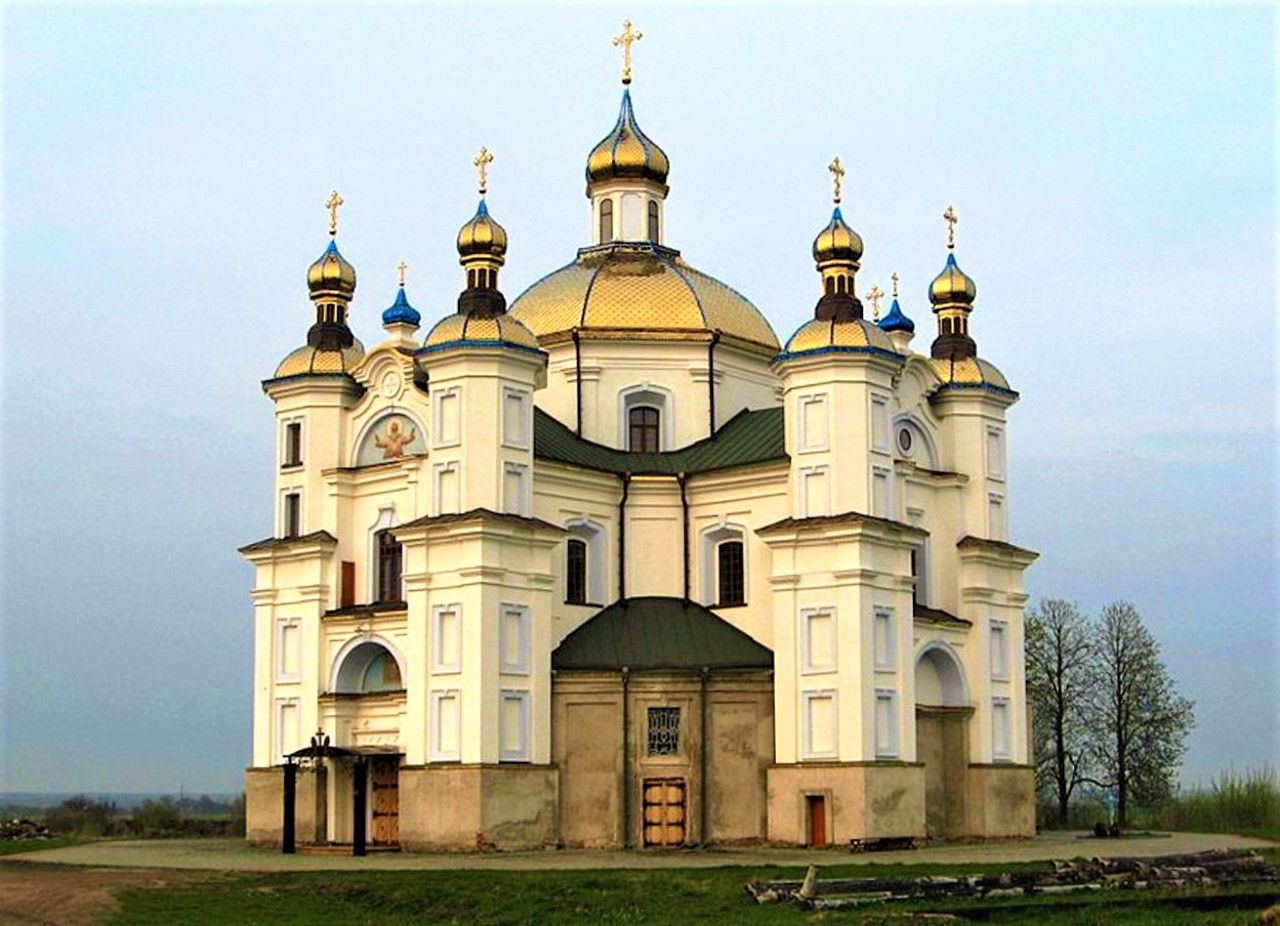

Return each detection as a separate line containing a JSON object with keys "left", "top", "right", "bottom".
{"left": 456, "top": 199, "right": 508, "bottom": 262}
{"left": 509, "top": 246, "right": 779, "bottom": 352}
{"left": 307, "top": 239, "right": 357, "bottom": 298}
{"left": 423, "top": 312, "right": 541, "bottom": 355}
{"left": 586, "top": 90, "right": 670, "bottom": 188}
{"left": 812, "top": 207, "right": 864, "bottom": 265}
{"left": 929, "top": 252, "right": 977, "bottom": 306}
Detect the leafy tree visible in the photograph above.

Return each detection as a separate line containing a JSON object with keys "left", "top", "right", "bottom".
{"left": 1088, "top": 601, "right": 1195, "bottom": 826}
{"left": 45, "top": 795, "right": 116, "bottom": 836}
{"left": 1026, "top": 598, "right": 1095, "bottom": 825}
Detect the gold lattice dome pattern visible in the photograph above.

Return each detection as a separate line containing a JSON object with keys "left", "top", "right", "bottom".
{"left": 929, "top": 252, "right": 977, "bottom": 306}
{"left": 423, "top": 312, "right": 541, "bottom": 352}
{"left": 812, "top": 207, "right": 863, "bottom": 264}
{"left": 929, "top": 355, "right": 1012, "bottom": 391}
{"left": 781, "top": 317, "right": 897, "bottom": 357}
{"left": 274, "top": 341, "right": 366, "bottom": 378}
{"left": 509, "top": 246, "right": 779, "bottom": 351}
{"left": 587, "top": 89, "right": 670, "bottom": 187}
{"left": 457, "top": 200, "right": 508, "bottom": 260}
{"left": 307, "top": 240, "right": 357, "bottom": 296}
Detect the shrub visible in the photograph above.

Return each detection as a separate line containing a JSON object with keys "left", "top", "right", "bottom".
{"left": 43, "top": 796, "right": 117, "bottom": 837}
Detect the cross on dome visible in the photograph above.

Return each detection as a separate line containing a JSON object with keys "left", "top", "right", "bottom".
{"left": 613, "top": 19, "right": 643, "bottom": 85}
{"left": 866, "top": 284, "right": 884, "bottom": 320}
{"left": 474, "top": 147, "right": 494, "bottom": 196}
{"left": 943, "top": 204, "right": 959, "bottom": 250}
{"left": 397, "top": 260, "right": 408, "bottom": 287}
{"left": 828, "top": 157, "right": 845, "bottom": 205}
{"left": 325, "top": 190, "right": 344, "bottom": 237}
{"left": 891, "top": 271, "right": 900, "bottom": 298}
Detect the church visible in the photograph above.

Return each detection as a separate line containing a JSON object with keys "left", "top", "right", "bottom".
{"left": 241, "top": 23, "right": 1037, "bottom": 851}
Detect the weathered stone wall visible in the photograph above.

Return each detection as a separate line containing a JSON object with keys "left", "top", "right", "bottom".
{"left": 966, "top": 763, "right": 1035, "bottom": 838}
{"left": 766, "top": 762, "right": 926, "bottom": 845}
{"left": 245, "top": 765, "right": 325, "bottom": 847}
{"left": 398, "top": 764, "right": 558, "bottom": 851}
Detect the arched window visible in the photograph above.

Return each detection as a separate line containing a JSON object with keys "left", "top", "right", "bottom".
{"left": 566, "top": 538, "right": 587, "bottom": 605}
{"left": 717, "top": 540, "right": 745, "bottom": 606}
{"left": 629, "top": 406, "right": 660, "bottom": 453}
{"left": 376, "top": 529, "right": 403, "bottom": 603}
{"left": 599, "top": 199, "right": 614, "bottom": 243}
{"left": 648, "top": 200, "right": 659, "bottom": 242}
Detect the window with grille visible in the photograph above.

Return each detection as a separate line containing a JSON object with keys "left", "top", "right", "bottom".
{"left": 717, "top": 540, "right": 745, "bottom": 605}
{"left": 566, "top": 538, "right": 587, "bottom": 604}
{"left": 647, "top": 706, "right": 681, "bottom": 756}
{"left": 629, "top": 406, "right": 660, "bottom": 453}
{"left": 376, "top": 529, "right": 403, "bottom": 602}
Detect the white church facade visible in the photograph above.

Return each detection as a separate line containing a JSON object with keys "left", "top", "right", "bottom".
{"left": 241, "top": 31, "right": 1037, "bottom": 851}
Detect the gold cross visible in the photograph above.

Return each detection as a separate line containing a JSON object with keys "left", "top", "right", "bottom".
{"left": 325, "top": 190, "right": 344, "bottom": 237}
{"left": 474, "top": 146, "right": 494, "bottom": 196}
{"left": 828, "top": 157, "right": 845, "bottom": 205}
{"left": 890, "top": 272, "right": 900, "bottom": 299}
{"left": 943, "top": 204, "right": 958, "bottom": 250}
{"left": 866, "top": 284, "right": 884, "bottom": 321}
{"left": 613, "top": 19, "right": 643, "bottom": 85}
{"left": 397, "top": 260, "right": 408, "bottom": 288}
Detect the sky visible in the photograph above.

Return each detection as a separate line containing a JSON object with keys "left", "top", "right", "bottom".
{"left": 1, "top": 5, "right": 1275, "bottom": 794}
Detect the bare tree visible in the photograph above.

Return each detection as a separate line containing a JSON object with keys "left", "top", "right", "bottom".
{"left": 1025, "top": 598, "right": 1094, "bottom": 825}
{"left": 1088, "top": 601, "right": 1195, "bottom": 826}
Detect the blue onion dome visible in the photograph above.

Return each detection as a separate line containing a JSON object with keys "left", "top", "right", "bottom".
{"left": 879, "top": 296, "right": 915, "bottom": 333}
{"left": 812, "top": 206, "right": 864, "bottom": 265}
{"left": 456, "top": 199, "right": 508, "bottom": 262}
{"left": 382, "top": 285, "right": 420, "bottom": 326}
{"left": 307, "top": 239, "right": 357, "bottom": 298}
{"left": 586, "top": 89, "right": 670, "bottom": 187}
{"left": 929, "top": 252, "right": 977, "bottom": 307}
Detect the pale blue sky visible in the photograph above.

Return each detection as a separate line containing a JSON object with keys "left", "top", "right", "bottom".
{"left": 2, "top": 5, "right": 1275, "bottom": 793}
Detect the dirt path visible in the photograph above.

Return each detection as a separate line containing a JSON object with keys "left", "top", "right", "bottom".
{"left": 0, "top": 866, "right": 206, "bottom": 926}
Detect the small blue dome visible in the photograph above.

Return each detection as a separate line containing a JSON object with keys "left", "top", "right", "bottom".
{"left": 382, "top": 286, "right": 421, "bottom": 326}
{"left": 879, "top": 297, "right": 915, "bottom": 333}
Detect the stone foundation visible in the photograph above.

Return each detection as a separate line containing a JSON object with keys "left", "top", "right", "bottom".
{"left": 244, "top": 765, "right": 326, "bottom": 847}
{"left": 398, "top": 764, "right": 559, "bottom": 851}
{"left": 966, "top": 763, "right": 1035, "bottom": 838}
{"left": 766, "top": 762, "right": 926, "bottom": 845}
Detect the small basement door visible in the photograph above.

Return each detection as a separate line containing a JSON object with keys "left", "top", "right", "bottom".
{"left": 642, "top": 777, "right": 686, "bottom": 847}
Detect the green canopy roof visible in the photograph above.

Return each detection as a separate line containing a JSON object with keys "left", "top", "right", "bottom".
{"left": 553, "top": 597, "right": 773, "bottom": 671}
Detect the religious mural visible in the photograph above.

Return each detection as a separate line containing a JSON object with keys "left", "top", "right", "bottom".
{"left": 355, "top": 413, "right": 425, "bottom": 466}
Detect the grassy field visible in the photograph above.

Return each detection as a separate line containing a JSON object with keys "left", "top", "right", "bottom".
{"left": 101, "top": 861, "right": 1280, "bottom": 925}
{"left": 0, "top": 838, "right": 84, "bottom": 857}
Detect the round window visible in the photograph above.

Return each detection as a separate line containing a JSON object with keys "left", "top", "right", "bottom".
{"left": 897, "top": 427, "right": 914, "bottom": 455}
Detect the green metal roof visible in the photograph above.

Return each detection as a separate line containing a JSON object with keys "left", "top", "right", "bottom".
{"left": 533, "top": 406, "right": 786, "bottom": 476}
{"left": 552, "top": 597, "right": 774, "bottom": 671}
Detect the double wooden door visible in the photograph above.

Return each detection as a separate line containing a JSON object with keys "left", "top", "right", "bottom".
{"left": 369, "top": 757, "right": 400, "bottom": 845}
{"left": 642, "top": 777, "right": 686, "bottom": 847}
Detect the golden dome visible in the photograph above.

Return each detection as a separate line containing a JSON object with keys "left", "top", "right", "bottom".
{"left": 273, "top": 339, "right": 366, "bottom": 378}
{"left": 780, "top": 317, "right": 898, "bottom": 359}
{"left": 307, "top": 240, "right": 357, "bottom": 298}
{"left": 929, "top": 355, "right": 1014, "bottom": 394}
{"left": 423, "top": 312, "right": 541, "bottom": 354}
{"left": 929, "top": 252, "right": 977, "bottom": 307}
{"left": 812, "top": 207, "right": 863, "bottom": 265}
{"left": 509, "top": 244, "right": 779, "bottom": 352}
{"left": 586, "top": 89, "right": 670, "bottom": 189}
{"left": 457, "top": 199, "right": 508, "bottom": 263}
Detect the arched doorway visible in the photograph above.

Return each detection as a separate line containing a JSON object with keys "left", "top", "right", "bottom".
{"left": 915, "top": 644, "right": 971, "bottom": 839}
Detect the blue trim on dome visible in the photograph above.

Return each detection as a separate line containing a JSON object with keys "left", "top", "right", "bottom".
{"left": 935, "top": 380, "right": 1019, "bottom": 399}
{"left": 418, "top": 339, "right": 545, "bottom": 357}
{"left": 382, "top": 286, "right": 421, "bottom": 326}
{"left": 879, "top": 297, "right": 915, "bottom": 333}
{"left": 774, "top": 344, "right": 906, "bottom": 364}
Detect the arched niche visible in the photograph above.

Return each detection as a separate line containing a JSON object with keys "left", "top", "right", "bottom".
{"left": 915, "top": 643, "right": 969, "bottom": 708}
{"left": 330, "top": 637, "right": 406, "bottom": 694}
{"left": 353, "top": 411, "right": 426, "bottom": 467}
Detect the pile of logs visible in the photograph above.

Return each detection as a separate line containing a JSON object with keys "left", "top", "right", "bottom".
{"left": 0, "top": 818, "right": 55, "bottom": 841}
{"left": 746, "top": 849, "right": 1280, "bottom": 912}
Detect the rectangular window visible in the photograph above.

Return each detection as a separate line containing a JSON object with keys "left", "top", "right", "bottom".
{"left": 988, "top": 494, "right": 1006, "bottom": 540}
{"left": 566, "top": 539, "right": 587, "bottom": 604}
{"left": 872, "top": 466, "right": 891, "bottom": 518}
{"left": 503, "top": 388, "right": 530, "bottom": 449}
{"left": 431, "top": 690, "right": 461, "bottom": 761}
{"left": 799, "top": 394, "right": 828, "bottom": 452}
{"left": 435, "top": 462, "right": 459, "bottom": 515}
{"left": 500, "top": 604, "right": 530, "bottom": 675}
{"left": 432, "top": 604, "right": 461, "bottom": 673}
{"left": 910, "top": 544, "right": 928, "bottom": 608}
{"left": 802, "top": 690, "right": 837, "bottom": 759}
{"left": 283, "top": 420, "right": 303, "bottom": 468}
{"left": 873, "top": 607, "right": 894, "bottom": 670}
{"left": 434, "top": 387, "right": 461, "bottom": 447}
{"left": 875, "top": 690, "right": 898, "bottom": 758}
{"left": 990, "top": 620, "right": 1009, "bottom": 680}
{"left": 871, "top": 395, "right": 889, "bottom": 451}
{"left": 986, "top": 426, "right": 1005, "bottom": 480}
{"left": 800, "top": 467, "right": 829, "bottom": 517}
{"left": 992, "top": 698, "right": 1011, "bottom": 760}
{"left": 646, "top": 706, "right": 681, "bottom": 757}
{"left": 717, "top": 540, "right": 745, "bottom": 606}
{"left": 499, "top": 690, "right": 530, "bottom": 761}
{"left": 276, "top": 619, "right": 301, "bottom": 681}
{"left": 503, "top": 463, "right": 529, "bottom": 517}
{"left": 801, "top": 607, "right": 836, "bottom": 673}
{"left": 628, "top": 406, "right": 660, "bottom": 452}
{"left": 282, "top": 492, "right": 301, "bottom": 538}
{"left": 375, "top": 530, "right": 403, "bottom": 602}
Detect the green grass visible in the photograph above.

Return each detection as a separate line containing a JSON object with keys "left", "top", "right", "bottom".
{"left": 0, "top": 837, "right": 87, "bottom": 856}
{"left": 102, "top": 863, "right": 1280, "bottom": 925}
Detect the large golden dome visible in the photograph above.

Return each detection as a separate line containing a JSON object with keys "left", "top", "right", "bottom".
{"left": 586, "top": 90, "right": 670, "bottom": 189}
{"left": 509, "top": 244, "right": 779, "bottom": 352}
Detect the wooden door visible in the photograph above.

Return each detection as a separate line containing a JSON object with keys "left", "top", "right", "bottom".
{"left": 642, "top": 777, "right": 686, "bottom": 847}
{"left": 369, "top": 757, "right": 400, "bottom": 845}
{"left": 806, "top": 795, "right": 827, "bottom": 847}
